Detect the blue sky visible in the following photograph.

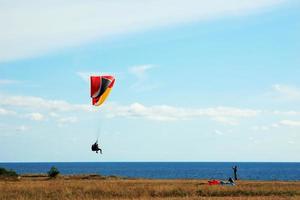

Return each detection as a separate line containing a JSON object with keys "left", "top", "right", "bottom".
{"left": 0, "top": 0, "right": 300, "bottom": 162}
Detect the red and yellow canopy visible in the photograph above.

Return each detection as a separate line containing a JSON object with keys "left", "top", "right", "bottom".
{"left": 90, "top": 75, "right": 115, "bottom": 106}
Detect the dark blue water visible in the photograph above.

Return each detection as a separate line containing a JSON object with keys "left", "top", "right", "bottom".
{"left": 1, "top": 162, "right": 299, "bottom": 181}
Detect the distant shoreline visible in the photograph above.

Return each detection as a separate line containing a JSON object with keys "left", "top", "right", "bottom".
{"left": 1, "top": 162, "right": 300, "bottom": 181}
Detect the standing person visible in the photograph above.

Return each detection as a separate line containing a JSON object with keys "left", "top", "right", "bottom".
{"left": 232, "top": 166, "right": 238, "bottom": 180}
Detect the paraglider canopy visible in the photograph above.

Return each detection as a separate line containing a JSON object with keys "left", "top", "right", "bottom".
{"left": 90, "top": 75, "right": 115, "bottom": 106}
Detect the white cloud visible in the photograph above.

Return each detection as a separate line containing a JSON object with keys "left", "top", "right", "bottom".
{"left": 0, "top": 107, "right": 16, "bottom": 116}
{"left": 129, "top": 65, "right": 158, "bottom": 91}
{"left": 212, "top": 117, "right": 239, "bottom": 126}
{"left": 104, "top": 102, "right": 260, "bottom": 124}
{"left": 49, "top": 112, "right": 59, "bottom": 118}
{"left": 280, "top": 120, "right": 300, "bottom": 127}
{"left": 0, "top": 94, "right": 93, "bottom": 112}
{"left": 272, "top": 84, "right": 300, "bottom": 101}
{"left": 0, "top": 94, "right": 99, "bottom": 127}
{"left": 57, "top": 116, "right": 78, "bottom": 124}
{"left": 214, "top": 129, "right": 224, "bottom": 135}
{"left": 0, "top": 79, "right": 19, "bottom": 85}
{"left": 16, "top": 125, "right": 30, "bottom": 132}
{"left": 248, "top": 136, "right": 260, "bottom": 144}
{"left": 25, "top": 112, "right": 45, "bottom": 121}
{"left": 288, "top": 140, "right": 295, "bottom": 144}
{"left": 252, "top": 125, "right": 271, "bottom": 132}
{"left": 271, "top": 123, "right": 280, "bottom": 128}
{"left": 273, "top": 110, "right": 300, "bottom": 116}
{"left": 0, "top": 124, "right": 30, "bottom": 133}
{"left": 4, "top": 93, "right": 300, "bottom": 131}
{"left": 76, "top": 72, "right": 91, "bottom": 83}
{"left": 1, "top": 93, "right": 259, "bottom": 124}
{"left": 8, "top": 94, "right": 300, "bottom": 129}
{"left": 129, "top": 65, "right": 154, "bottom": 80}
{"left": 0, "top": 0, "right": 285, "bottom": 62}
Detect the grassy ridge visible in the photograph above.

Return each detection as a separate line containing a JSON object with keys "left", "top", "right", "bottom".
{"left": 0, "top": 176, "right": 300, "bottom": 200}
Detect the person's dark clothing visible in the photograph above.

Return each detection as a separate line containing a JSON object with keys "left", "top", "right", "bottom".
{"left": 91, "top": 143, "right": 102, "bottom": 154}
{"left": 232, "top": 166, "right": 238, "bottom": 180}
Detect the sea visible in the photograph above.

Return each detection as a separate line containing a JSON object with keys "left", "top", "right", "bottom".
{"left": 1, "top": 162, "right": 300, "bottom": 181}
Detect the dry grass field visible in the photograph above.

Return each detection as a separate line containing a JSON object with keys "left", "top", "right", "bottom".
{"left": 1, "top": 175, "right": 300, "bottom": 200}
